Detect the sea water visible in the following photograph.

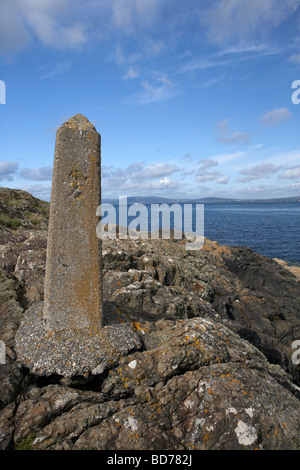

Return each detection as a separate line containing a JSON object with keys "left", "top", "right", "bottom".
{"left": 108, "top": 201, "right": 300, "bottom": 265}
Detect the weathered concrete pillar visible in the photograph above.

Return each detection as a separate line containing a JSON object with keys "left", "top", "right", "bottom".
{"left": 43, "top": 113, "right": 103, "bottom": 331}
{"left": 15, "top": 113, "right": 142, "bottom": 378}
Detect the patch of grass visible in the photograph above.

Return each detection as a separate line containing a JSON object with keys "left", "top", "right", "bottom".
{"left": 0, "top": 213, "right": 22, "bottom": 229}
{"left": 14, "top": 433, "right": 36, "bottom": 450}
{"left": 24, "top": 211, "right": 42, "bottom": 227}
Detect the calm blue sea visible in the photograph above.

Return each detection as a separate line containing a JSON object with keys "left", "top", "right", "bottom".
{"left": 203, "top": 202, "right": 300, "bottom": 265}
{"left": 105, "top": 202, "right": 300, "bottom": 265}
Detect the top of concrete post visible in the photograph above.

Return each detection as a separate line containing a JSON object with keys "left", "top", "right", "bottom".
{"left": 62, "top": 113, "right": 96, "bottom": 131}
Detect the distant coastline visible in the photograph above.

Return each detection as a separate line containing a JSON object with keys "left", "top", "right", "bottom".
{"left": 102, "top": 195, "right": 300, "bottom": 204}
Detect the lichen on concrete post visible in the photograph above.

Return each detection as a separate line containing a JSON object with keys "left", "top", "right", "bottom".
{"left": 43, "top": 113, "right": 103, "bottom": 331}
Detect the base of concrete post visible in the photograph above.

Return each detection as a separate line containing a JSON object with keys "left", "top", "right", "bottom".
{"left": 15, "top": 303, "right": 143, "bottom": 378}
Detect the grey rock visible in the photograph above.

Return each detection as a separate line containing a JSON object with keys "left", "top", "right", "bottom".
{"left": 26, "top": 317, "right": 300, "bottom": 450}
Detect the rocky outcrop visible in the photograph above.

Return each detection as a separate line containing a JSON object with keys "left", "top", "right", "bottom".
{"left": 0, "top": 189, "right": 300, "bottom": 450}
{"left": 7, "top": 318, "right": 300, "bottom": 450}
{"left": 0, "top": 188, "right": 49, "bottom": 231}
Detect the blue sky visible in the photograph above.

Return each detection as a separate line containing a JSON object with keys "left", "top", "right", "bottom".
{"left": 0, "top": 0, "right": 300, "bottom": 201}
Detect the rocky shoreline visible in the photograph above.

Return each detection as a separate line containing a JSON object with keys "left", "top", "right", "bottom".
{"left": 0, "top": 189, "right": 300, "bottom": 450}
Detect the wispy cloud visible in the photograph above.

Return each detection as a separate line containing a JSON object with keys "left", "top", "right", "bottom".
{"left": 0, "top": 0, "right": 87, "bottom": 57}
{"left": 179, "top": 45, "right": 280, "bottom": 74}
{"left": 38, "top": 61, "right": 71, "bottom": 80}
{"left": 122, "top": 66, "right": 139, "bottom": 80}
{"left": 217, "top": 119, "right": 251, "bottom": 145}
{"left": 112, "top": 0, "right": 161, "bottom": 33}
{"left": 134, "top": 72, "right": 178, "bottom": 105}
{"left": 0, "top": 0, "right": 163, "bottom": 58}
{"left": 198, "top": 75, "right": 225, "bottom": 88}
{"left": 289, "top": 53, "right": 300, "bottom": 63}
{"left": 211, "top": 150, "right": 247, "bottom": 164}
{"left": 216, "top": 44, "right": 270, "bottom": 56}
{"left": 238, "top": 162, "right": 282, "bottom": 182}
{"left": 196, "top": 159, "right": 229, "bottom": 184}
{"left": 198, "top": 159, "right": 218, "bottom": 170}
{"left": 201, "top": 0, "right": 300, "bottom": 48}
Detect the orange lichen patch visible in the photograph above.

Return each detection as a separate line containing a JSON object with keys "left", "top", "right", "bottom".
{"left": 149, "top": 401, "right": 163, "bottom": 420}
{"left": 131, "top": 320, "right": 148, "bottom": 332}
{"left": 202, "top": 245, "right": 212, "bottom": 252}
{"left": 122, "top": 313, "right": 149, "bottom": 333}
{"left": 117, "top": 367, "right": 129, "bottom": 389}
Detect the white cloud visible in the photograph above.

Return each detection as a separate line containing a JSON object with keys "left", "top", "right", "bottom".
{"left": 238, "top": 162, "right": 282, "bottom": 182}
{"left": 131, "top": 163, "right": 179, "bottom": 179}
{"left": 201, "top": 0, "right": 300, "bottom": 47}
{"left": 196, "top": 169, "right": 223, "bottom": 183}
{"left": 135, "top": 73, "right": 178, "bottom": 105}
{"left": 145, "top": 177, "right": 178, "bottom": 190}
{"left": 195, "top": 158, "right": 230, "bottom": 184}
{"left": 112, "top": 0, "right": 160, "bottom": 33}
{"left": 20, "top": 166, "right": 53, "bottom": 181}
{"left": 198, "top": 159, "right": 218, "bottom": 170}
{"left": 0, "top": 0, "right": 86, "bottom": 57}
{"left": 0, "top": 1, "right": 31, "bottom": 56}
{"left": 216, "top": 175, "right": 230, "bottom": 184}
{"left": 289, "top": 53, "right": 300, "bottom": 63}
{"left": 280, "top": 165, "right": 300, "bottom": 179}
{"left": 0, "top": 0, "right": 162, "bottom": 57}
{"left": 123, "top": 66, "right": 139, "bottom": 80}
{"left": 27, "top": 13, "right": 85, "bottom": 50}
{"left": 0, "top": 160, "right": 19, "bottom": 181}
{"left": 259, "top": 107, "right": 292, "bottom": 126}
{"left": 101, "top": 161, "right": 181, "bottom": 195}
{"left": 217, "top": 119, "right": 250, "bottom": 144}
